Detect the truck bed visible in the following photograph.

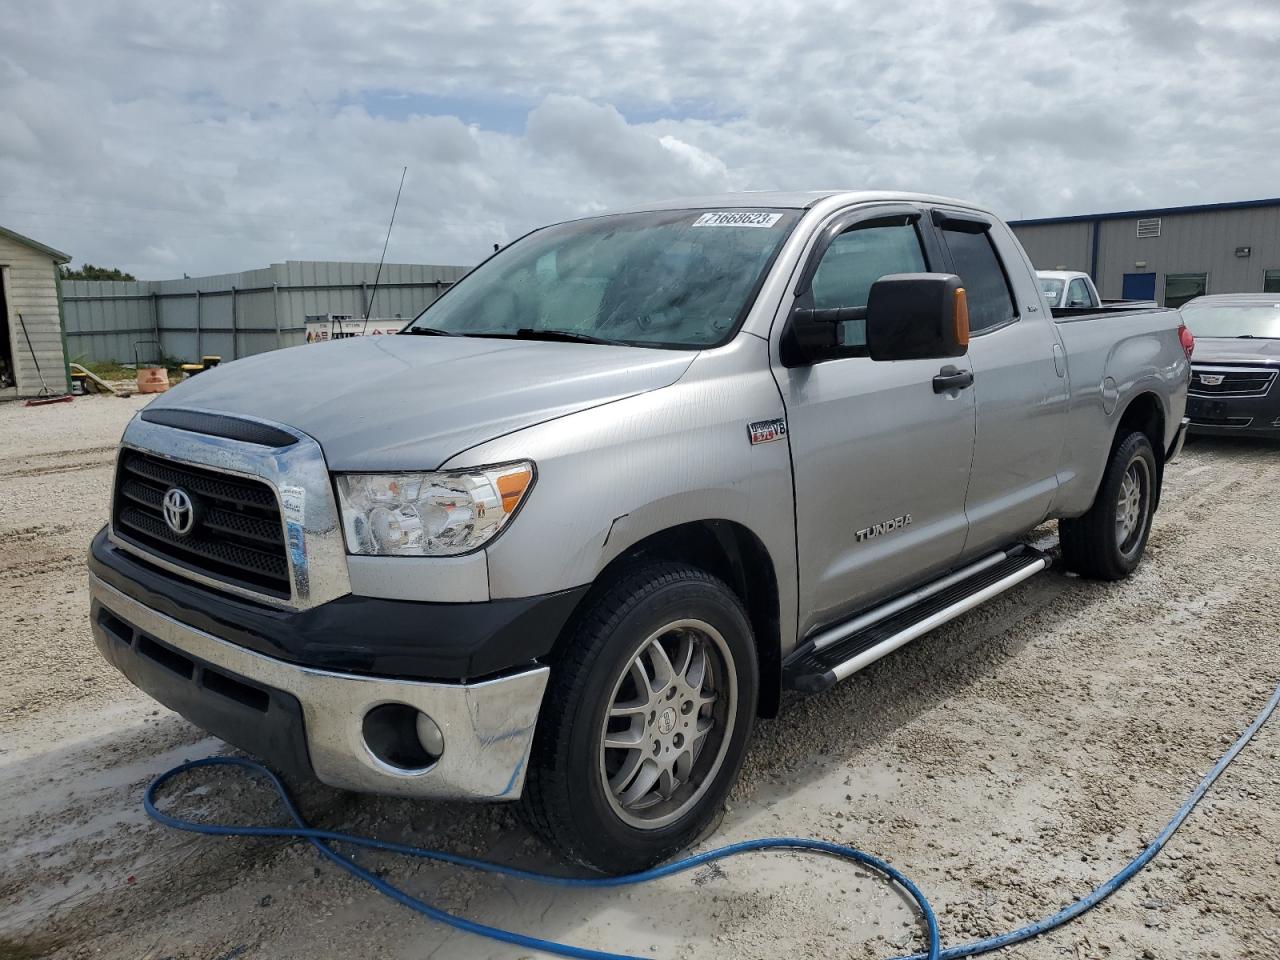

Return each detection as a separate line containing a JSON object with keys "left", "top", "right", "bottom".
{"left": 1051, "top": 305, "right": 1166, "bottom": 322}
{"left": 1049, "top": 304, "right": 1189, "bottom": 515}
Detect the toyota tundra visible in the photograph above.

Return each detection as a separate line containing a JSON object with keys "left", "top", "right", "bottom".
{"left": 89, "top": 191, "right": 1192, "bottom": 874}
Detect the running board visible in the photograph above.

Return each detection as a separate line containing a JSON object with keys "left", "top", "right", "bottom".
{"left": 782, "top": 546, "right": 1050, "bottom": 694}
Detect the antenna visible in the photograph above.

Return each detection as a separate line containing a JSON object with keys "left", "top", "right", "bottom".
{"left": 364, "top": 166, "right": 407, "bottom": 328}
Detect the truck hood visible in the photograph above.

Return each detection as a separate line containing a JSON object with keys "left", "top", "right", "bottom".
{"left": 148, "top": 335, "right": 696, "bottom": 470}
{"left": 1192, "top": 337, "right": 1280, "bottom": 365}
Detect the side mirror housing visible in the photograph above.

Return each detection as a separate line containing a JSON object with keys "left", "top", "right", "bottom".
{"left": 866, "top": 273, "right": 970, "bottom": 361}
{"left": 781, "top": 305, "right": 866, "bottom": 366}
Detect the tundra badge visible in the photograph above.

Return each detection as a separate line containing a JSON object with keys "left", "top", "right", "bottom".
{"left": 856, "top": 514, "right": 913, "bottom": 542}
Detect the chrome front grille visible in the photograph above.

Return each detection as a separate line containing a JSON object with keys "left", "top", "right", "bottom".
{"left": 1189, "top": 366, "right": 1277, "bottom": 397}
{"left": 113, "top": 450, "right": 291, "bottom": 598}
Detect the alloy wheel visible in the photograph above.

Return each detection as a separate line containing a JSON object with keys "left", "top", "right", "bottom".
{"left": 598, "top": 619, "right": 736, "bottom": 830}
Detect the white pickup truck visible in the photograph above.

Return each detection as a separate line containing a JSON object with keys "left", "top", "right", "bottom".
{"left": 1038, "top": 270, "right": 1157, "bottom": 311}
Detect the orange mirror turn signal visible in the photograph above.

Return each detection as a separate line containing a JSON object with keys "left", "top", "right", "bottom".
{"left": 953, "top": 288, "right": 970, "bottom": 348}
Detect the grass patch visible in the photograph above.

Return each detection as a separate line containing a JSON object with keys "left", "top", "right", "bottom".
{"left": 75, "top": 357, "right": 187, "bottom": 380}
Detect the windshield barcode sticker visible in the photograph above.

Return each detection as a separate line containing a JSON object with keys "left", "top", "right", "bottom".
{"left": 692, "top": 212, "right": 783, "bottom": 228}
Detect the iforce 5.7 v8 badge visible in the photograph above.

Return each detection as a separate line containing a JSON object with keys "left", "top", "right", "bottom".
{"left": 748, "top": 418, "right": 788, "bottom": 445}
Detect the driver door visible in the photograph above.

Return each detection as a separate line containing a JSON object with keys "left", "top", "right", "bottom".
{"left": 772, "top": 205, "right": 977, "bottom": 639}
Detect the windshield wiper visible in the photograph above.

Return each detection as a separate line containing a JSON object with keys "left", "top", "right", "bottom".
{"left": 402, "top": 326, "right": 458, "bottom": 337}
{"left": 1234, "top": 334, "right": 1280, "bottom": 339}
{"left": 469, "top": 328, "right": 627, "bottom": 346}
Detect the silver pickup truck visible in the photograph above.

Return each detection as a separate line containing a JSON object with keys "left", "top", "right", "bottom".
{"left": 89, "top": 191, "right": 1191, "bottom": 874}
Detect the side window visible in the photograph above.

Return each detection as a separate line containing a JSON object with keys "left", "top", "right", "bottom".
{"left": 809, "top": 223, "right": 927, "bottom": 348}
{"left": 1066, "top": 277, "right": 1090, "bottom": 307}
{"left": 940, "top": 228, "right": 1017, "bottom": 333}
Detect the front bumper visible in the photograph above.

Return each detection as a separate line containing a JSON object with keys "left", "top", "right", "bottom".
{"left": 1186, "top": 393, "right": 1280, "bottom": 439}
{"left": 90, "top": 573, "right": 549, "bottom": 799}
{"left": 90, "top": 526, "right": 585, "bottom": 680}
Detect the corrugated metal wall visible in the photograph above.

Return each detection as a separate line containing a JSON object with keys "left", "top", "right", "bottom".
{"left": 1094, "top": 207, "right": 1280, "bottom": 301}
{"left": 61, "top": 260, "right": 470, "bottom": 364}
{"left": 1012, "top": 205, "right": 1280, "bottom": 304}
{"left": 1012, "top": 222, "right": 1094, "bottom": 275}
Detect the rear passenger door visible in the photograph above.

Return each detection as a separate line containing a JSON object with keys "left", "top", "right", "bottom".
{"left": 931, "top": 209, "right": 1070, "bottom": 558}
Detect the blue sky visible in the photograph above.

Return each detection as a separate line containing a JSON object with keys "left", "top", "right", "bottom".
{"left": 343, "top": 90, "right": 534, "bottom": 133}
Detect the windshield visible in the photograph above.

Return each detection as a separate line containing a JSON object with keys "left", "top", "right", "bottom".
{"left": 1039, "top": 278, "right": 1064, "bottom": 303}
{"left": 404, "top": 208, "right": 800, "bottom": 348}
{"left": 1180, "top": 302, "right": 1280, "bottom": 339}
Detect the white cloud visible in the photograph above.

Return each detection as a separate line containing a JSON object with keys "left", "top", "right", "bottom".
{"left": 1, "top": 0, "right": 1278, "bottom": 276}
{"left": 659, "top": 135, "right": 730, "bottom": 183}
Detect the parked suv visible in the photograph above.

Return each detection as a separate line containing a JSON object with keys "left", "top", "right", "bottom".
{"left": 90, "top": 191, "right": 1190, "bottom": 873}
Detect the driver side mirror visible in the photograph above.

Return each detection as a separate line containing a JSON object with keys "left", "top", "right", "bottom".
{"left": 781, "top": 272, "right": 970, "bottom": 366}
{"left": 865, "top": 273, "right": 970, "bottom": 361}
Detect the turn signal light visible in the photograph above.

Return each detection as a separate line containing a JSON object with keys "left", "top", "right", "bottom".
{"left": 497, "top": 467, "right": 533, "bottom": 513}
{"left": 1179, "top": 323, "right": 1195, "bottom": 359}
{"left": 954, "top": 288, "right": 971, "bottom": 348}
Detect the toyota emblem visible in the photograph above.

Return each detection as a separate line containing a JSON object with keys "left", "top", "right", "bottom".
{"left": 162, "top": 487, "right": 196, "bottom": 536}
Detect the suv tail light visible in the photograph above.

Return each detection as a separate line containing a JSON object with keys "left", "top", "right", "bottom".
{"left": 1179, "top": 323, "right": 1195, "bottom": 359}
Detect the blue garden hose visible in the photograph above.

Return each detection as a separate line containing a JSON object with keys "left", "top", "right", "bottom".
{"left": 145, "top": 675, "right": 1280, "bottom": 960}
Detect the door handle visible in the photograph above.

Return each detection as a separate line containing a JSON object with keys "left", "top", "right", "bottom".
{"left": 933, "top": 366, "right": 974, "bottom": 393}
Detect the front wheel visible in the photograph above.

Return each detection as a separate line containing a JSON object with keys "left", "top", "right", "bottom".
{"left": 520, "top": 563, "right": 757, "bottom": 874}
{"left": 1060, "top": 430, "right": 1158, "bottom": 580}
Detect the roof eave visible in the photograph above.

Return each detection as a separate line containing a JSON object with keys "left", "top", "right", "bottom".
{"left": 0, "top": 224, "right": 71, "bottom": 263}
{"left": 1009, "top": 196, "right": 1280, "bottom": 228}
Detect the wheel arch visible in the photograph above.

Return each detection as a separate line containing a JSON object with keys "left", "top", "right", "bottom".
{"left": 550, "top": 519, "right": 784, "bottom": 718}
{"left": 1115, "top": 390, "right": 1166, "bottom": 510}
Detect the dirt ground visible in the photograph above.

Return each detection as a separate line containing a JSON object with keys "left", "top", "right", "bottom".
{"left": 2, "top": 393, "right": 1278, "bottom": 960}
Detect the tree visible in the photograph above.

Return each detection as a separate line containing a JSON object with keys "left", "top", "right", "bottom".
{"left": 61, "top": 263, "right": 137, "bottom": 281}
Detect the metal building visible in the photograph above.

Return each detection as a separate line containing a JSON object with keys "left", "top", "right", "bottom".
{"left": 0, "top": 225, "right": 71, "bottom": 400}
{"left": 60, "top": 260, "right": 468, "bottom": 365}
{"left": 1010, "top": 198, "right": 1280, "bottom": 308}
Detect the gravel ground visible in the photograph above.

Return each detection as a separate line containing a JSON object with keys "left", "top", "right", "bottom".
{"left": 2, "top": 393, "right": 1278, "bottom": 960}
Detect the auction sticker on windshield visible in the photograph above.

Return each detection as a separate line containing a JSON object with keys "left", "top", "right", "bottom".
{"left": 692, "top": 212, "right": 783, "bottom": 228}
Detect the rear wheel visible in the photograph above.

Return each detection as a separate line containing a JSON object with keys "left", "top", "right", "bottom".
{"left": 1060, "top": 430, "right": 1158, "bottom": 580}
{"left": 520, "top": 563, "right": 757, "bottom": 874}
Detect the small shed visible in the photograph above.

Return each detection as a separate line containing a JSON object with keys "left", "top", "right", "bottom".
{"left": 1, "top": 225, "right": 72, "bottom": 400}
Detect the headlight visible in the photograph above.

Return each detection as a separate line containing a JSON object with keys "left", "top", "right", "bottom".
{"left": 334, "top": 461, "right": 534, "bottom": 557}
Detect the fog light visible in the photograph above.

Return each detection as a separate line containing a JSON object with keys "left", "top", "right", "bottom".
{"left": 416, "top": 712, "right": 445, "bottom": 757}
{"left": 362, "top": 703, "right": 444, "bottom": 772}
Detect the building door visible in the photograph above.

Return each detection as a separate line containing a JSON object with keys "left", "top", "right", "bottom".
{"left": 1122, "top": 272, "right": 1156, "bottom": 301}
{"left": 0, "top": 266, "right": 15, "bottom": 392}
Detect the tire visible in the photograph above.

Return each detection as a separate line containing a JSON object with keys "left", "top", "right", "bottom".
{"left": 520, "top": 562, "right": 758, "bottom": 874}
{"left": 1060, "top": 430, "right": 1158, "bottom": 580}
